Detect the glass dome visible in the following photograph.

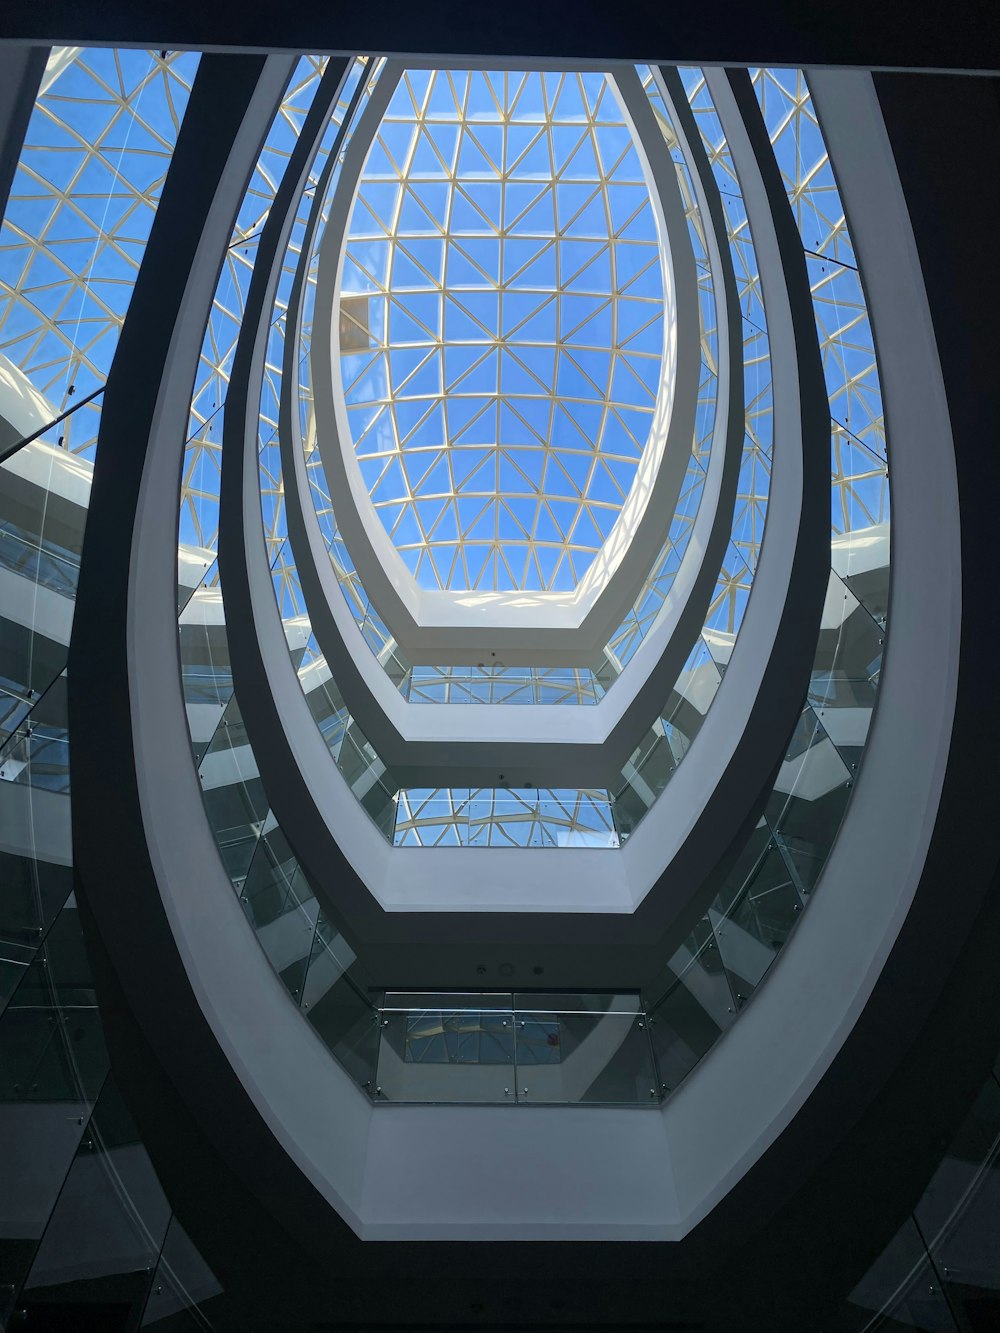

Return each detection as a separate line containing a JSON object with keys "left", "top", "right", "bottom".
{"left": 338, "top": 69, "right": 666, "bottom": 593}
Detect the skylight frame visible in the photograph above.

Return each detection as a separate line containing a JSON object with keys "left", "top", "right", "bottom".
{"left": 309, "top": 59, "right": 701, "bottom": 660}
{"left": 340, "top": 66, "right": 666, "bottom": 596}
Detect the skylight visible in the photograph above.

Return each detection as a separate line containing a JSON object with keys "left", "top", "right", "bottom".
{"left": 338, "top": 69, "right": 666, "bottom": 594}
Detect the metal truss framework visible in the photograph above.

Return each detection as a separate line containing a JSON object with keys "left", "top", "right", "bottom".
{"left": 390, "top": 67, "right": 889, "bottom": 846}
{"left": 0, "top": 53, "right": 889, "bottom": 855}
{"left": 0, "top": 49, "right": 198, "bottom": 452}
{"left": 339, "top": 68, "right": 666, "bottom": 594}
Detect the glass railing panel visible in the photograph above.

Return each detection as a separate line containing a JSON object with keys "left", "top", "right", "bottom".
{"left": 511, "top": 992, "right": 642, "bottom": 1014}
{"left": 0, "top": 900, "right": 107, "bottom": 1324}
{"left": 376, "top": 1003, "right": 516, "bottom": 1104}
{"left": 609, "top": 725, "right": 672, "bottom": 840}
{"left": 295, "top": 637, "right": 402, "bottom": 835}
{"left": 514, "top": 1003, "right": 657, "bottom": 1105}
{"left": 0, "top": 443, "right": 88, "bottom": 746}
{"left": 301, "top": 952, "right": 378, "bottom": 1094}
{"left": 0, "top": 625, "right": 64, "bottom": 751}
{"left": 300, "top": 915, "right": 358, "bottom": 1012}
{"left": 836, "top": 1215, "right": 960, "bottom": 1333}
{"left": 708, "top": 842, "right": 803, "bottom": 1008}
{"left": 646, "top": 920, "right": 738, "bottom": 1094}
{"left": 0, "top": 901, "right": 108, "bottom": 1107}
{"left": 764, "top": 705, "right": 853, "bottom": 897}
{"left": 809, "top": 569, "right": 883, "bottom": 773}
{"left": 197, "top": 696, "right": 269, "bottom": 888}
{"left": 827, "top": 1072, "right": 1000, "bottom": 1331}
{"left": 238, "top": 820, "right": 319, "bottom": 1001}
{"left": 139, "top": 1215, "right": 224, "bottom": 1329}
{"left": 0, "top": 522, "right": 79, "bottom": 599}
{"left": 832, "top": 450, "right": 890, "bottom": 634}
{"left": 915, "top": 1075, "right": 1000, "bottom": 1303}
{"left": 178, "top": 603, "right": 232, "bottom": 764}
{"left": 19, "top": 1073, "right": 171, "bottom": 1319}
{"left": 373, "top": 993, "right": 656, "bottom": 1105}
{"left": 0, "top": 674, "right": 70, "bottom": 794}
{"left": 648, "top": 983, "right": 731, "bottom": 1096}
{"left": 187, "top": 610, "right": 381, "bottom": 1086}
{"left": 301, "top": 662, "right": 350, "bottom": 753}
{"left": 610, "top": 636, "right": 723, "bottom": 842}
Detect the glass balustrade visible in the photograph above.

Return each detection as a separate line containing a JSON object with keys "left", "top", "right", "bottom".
{"left": 372, "top": 992, "right": 659, "bottom": 1105}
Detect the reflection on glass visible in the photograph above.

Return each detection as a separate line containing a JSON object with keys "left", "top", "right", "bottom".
{"left": 140, "top": 1216, "right": 223, "bottom": 1328}
{"left": 0, "top": 903, "right": 108, "bottom": 1319}
{"left": 21, "top": 1076, "right": 170, "bottom": 1324}
{"left": 240, "top": 822, "right": 319, "bottom": 1000}
{"left": 837, "top": 1215, "right": 959, "bottom": 1333}
{"left": 374, "top": 993, "right": 657, "bottom": 1105}
{"left": 0, "top": 443, "right": 87, "bottom": 748}
{"left": 377, "top": 1006, "right": 515, "bottom": 1103}
{"left": 916, "top": 1076, "right": 1000, "bottom": 1319}
{"left": 765, "top": 705, "right": 852, "bottom": 896}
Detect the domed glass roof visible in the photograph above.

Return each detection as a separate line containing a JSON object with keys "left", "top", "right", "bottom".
{"left": 338, "top": 69, "right": 665, "bottom": 594}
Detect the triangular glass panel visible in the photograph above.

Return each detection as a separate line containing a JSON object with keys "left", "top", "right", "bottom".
{"left": 451, "top": 234, "right": 500, "bottom": 283}
{"left": 386, "top": 301, "right": 433, "bottom": 346}
{"left": 409, "top": 126, "right": 450, "bottom": 178}
{"left": 510, "top": 72, "right": 547, "bottom": 122}
{"left": 550, "top": 124, "right": 592, "bottom": 176}
{"left": 390, "top": 245, "right": 436, "bottom": 291}
{"left": 456, "top": 130, "right": 498, "bottom": 180}
{"left": 553, "top": 73, "right": 590, "bottom": 123}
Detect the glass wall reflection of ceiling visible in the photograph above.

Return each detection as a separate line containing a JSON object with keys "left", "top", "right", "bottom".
{"left": 0, "top": 49, "right": 199, "bottom": 456}
{"left": 339, "top": 69, "right": 666, "bottom": 595}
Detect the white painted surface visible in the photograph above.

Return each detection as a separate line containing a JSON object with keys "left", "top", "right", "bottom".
{"left": 127, "top": 70, "right": 960, "bottom": 1243}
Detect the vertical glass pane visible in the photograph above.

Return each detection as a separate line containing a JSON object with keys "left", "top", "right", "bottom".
{"left": 198, "top": 697, "right": 268, "bottom": 888}
{"left": 835, "top": 1215, "right": 959, "bottom": 1333}
{"left": 513, "top": 997, "right": 657, "bottom": 1105}
{"left": 810, "top": 571, "right": 883, "bottom": 773}
{"left": 918, "top": 1076, "right": 1000, "bottom": 1320}
{"left": 21, "top": 1076, "right": 170, "bottom": 1324}
{"left": 765, "top": 705, "right": 853, "bottom": 895}
{"left": 0, "top": 904, "right": 107, "bottom": 1106}
{"left": 648, "top": 976, "right": 728, "bottom": 1096}
{"left": 710, "top": 844, "right": 803, "bottom": 1005}
{"left": 0, "top": 444, "right": 85, "bottom": 748}
{"left": 0, "top": 904, "right": 105, "bottom": 1323}
{"left": 140, "top": 1216, "right": 223, "bottom": 1328}
{"left": 178, "top": 595, "right": 231, "bottom": 764}
{"left": 305, "top": 935, "right": 378, "bottom": 1091}
{"left": 239, "top": 822, "right": 318, "bottom": 1000}
{"left": 376, "top": 995, "right": 514, "bottom": 1103}
{"left": 648, "top": 927, "right": 736, "bottom": 1093}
